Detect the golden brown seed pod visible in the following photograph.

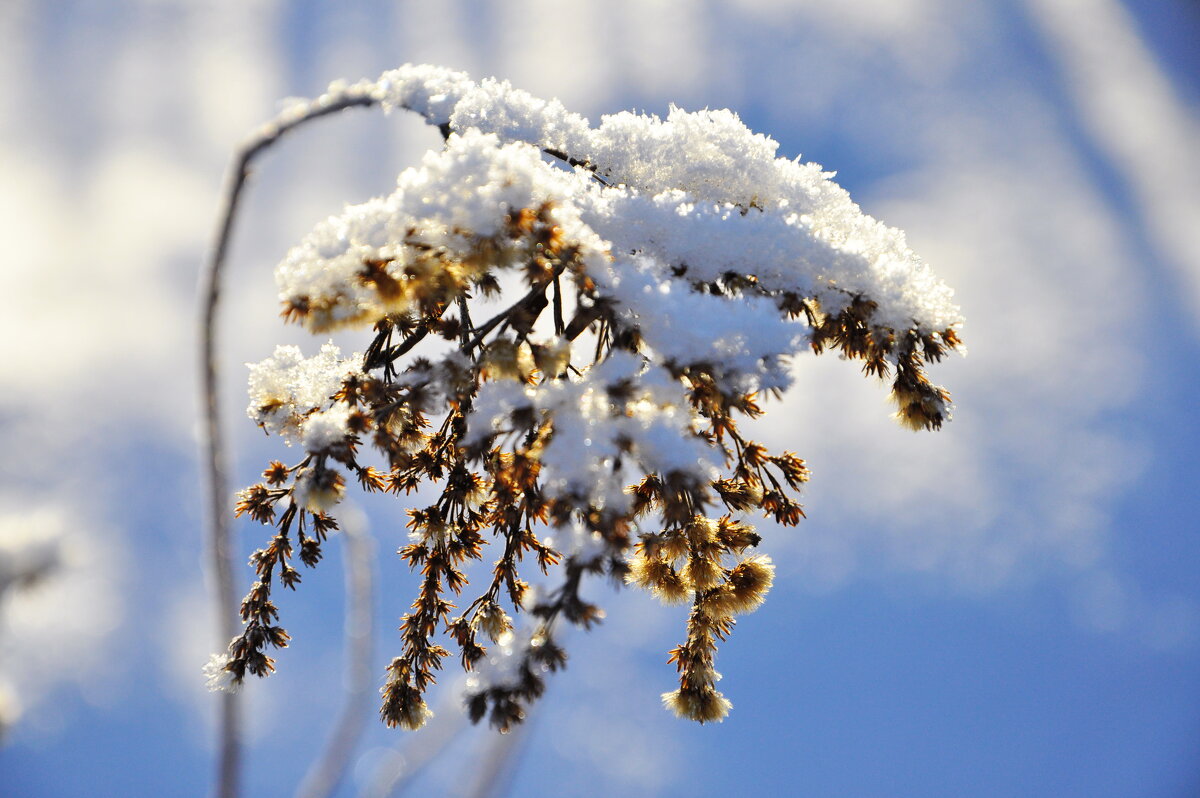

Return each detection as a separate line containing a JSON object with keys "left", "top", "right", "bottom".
{"left": 380, "top": 677, "right": 434, "bottom": 731}
{"left": 715, "top": 517, "right": 760, "bottom": 553}
{"left": 658, "top": 529, "right": 690, "bottom": 562}
{"left": 706, "top": 555, "right": 775, "bottom": 617}
{"left": 681, "top": 554, "right": 723, "bottom": 592}
{"left": 730, "top": 555, "right": 774, "bottom": 599}
{"left": 626, "top": 552, "right": 692, "bottom": 604}
{"left": 302, "top": 468, "right": 345, "bottom": 514}
{"left": 889, "top": 382, "right": 949, "bottom": 431}
{"left": 472, "top": 600, "right": 513, "bottom": 643}
{"left": 532, "top": 339, "right": 572, "bottom": 378}
{"left": 685, "top": 516, "right": 719, "bottom": 548}
{"left": 480, "top": 340, "right": 536, "bottom": 382}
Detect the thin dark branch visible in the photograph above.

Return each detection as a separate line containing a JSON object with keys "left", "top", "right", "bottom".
{"left": 457, "top": 295, "right": 473, "bottom": 351}
{"left": 462, "top": 271, "right": 561, "bottom": 353}
{"left": 381, "top": 325, "right": 433, "bottom": 364}
{"left": 552, "top": 276, "right": 564, "bottom": 337}
{"left": 295, "top": 515, "right": 376, "bottom": 798}
{"left": 542, "top": 147, "right": 610, "bottom": 186}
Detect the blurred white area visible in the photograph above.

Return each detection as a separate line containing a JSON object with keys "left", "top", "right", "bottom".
{"left": 0, "top": 506, "right": 121, "bottom": 738}
{"left": 1, "top": 0, "right": 1198, "bottom": 771}
{"left": 1027, "top": 0, "right": 1200, "bottom": 329}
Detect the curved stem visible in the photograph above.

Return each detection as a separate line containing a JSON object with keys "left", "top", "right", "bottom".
{"left": 200, "top": 76, "right": 600, "bottom": 798}
{"left": 201, "top": 86, "right": 381, "bottom": 798}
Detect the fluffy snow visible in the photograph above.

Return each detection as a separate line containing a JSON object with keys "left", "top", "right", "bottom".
{"left": 365, "top": 64, "right": 962, "bottom": 336}
{"left": 246, "top": 342, "right": 364, "bottom": 444}
{"left": 469, "top": 351, "right": 720, "bottom": 517}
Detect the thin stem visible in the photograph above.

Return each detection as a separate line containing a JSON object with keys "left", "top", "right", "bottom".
{"left": 457, "top": 295, "right": 473, "bottom": 351}
{"left": 362, "top": 693, "right": 471, "bottom": 798}
{"left": 295, "top": 514, "right": 376, "bottom": 798}
{"left": 462, "top": 272, "right": 560, "bottom": 353}
{"left": 201, "top": 85, "right": 381, "bottom": 798}
{"left": 551, "top": 276, "right": 564, "bottom": 337}
{"left": 460, "top": 721, "right": 534, "bottom": 798}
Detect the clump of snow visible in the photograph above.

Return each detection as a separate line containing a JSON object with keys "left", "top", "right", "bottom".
{"left": 300, "top": 405, "right": 353, "bottom": 454}
{"left": 246, "top": 342, "right": 363, "bottom": 443}
{"left": 469, "top": 351, "right": 720, "bottom": 519}
{"left": 362, "top": 64, "right": 961, "bottom": 337}
{"left": 275, "top": 131, "right": 610, "bottom": 334}
{"left": 202, "top": 652, "right": 241, "bottom": 694}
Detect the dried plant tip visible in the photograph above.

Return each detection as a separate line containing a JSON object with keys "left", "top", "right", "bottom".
{"left": 890, "top": 382, "right": 951, "bottom": 431}
{"left": 299, "top": 467, "right": 345, "bottom": 513}
{"left": 705, "top": 555, "right": 775, "bottom": 617}
{"left": 715, "top": 517, "right": 761, "bottom": 552}
{"left": 626, "top": 552, "right": 691, "bottom": 604}
{"left": 480, "top": 339, "right": 535, "bottom": 382}
{"left": 532, "top": 339, "right": 572, "bottom": 378}
{"left": 661, "top": 687, "right": 731, "bottom": 723}
{"left": 380, "top": 677, "right": 434, "bottom": 730}
{"left": 263, "top": 461, "right": 290, "bottom": 485}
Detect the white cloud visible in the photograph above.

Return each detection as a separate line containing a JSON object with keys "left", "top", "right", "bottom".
{"left": 1025, "top": 0, "right": 1200, "bottom": 331}
{"left": 0, "top": 504, "right": 122, "bottom": 739}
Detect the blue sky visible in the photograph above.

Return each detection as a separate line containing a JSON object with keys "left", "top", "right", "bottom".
{"left": 1, "top": 1, "right": 1199, "bottom": 796}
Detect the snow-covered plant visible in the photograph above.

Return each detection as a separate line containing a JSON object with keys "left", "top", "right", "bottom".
{"left": 211, "top": 65, "right": 963, "bottom": 733}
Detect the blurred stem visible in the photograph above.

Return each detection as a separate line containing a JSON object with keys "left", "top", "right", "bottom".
{"left": 201, "top": 86, "right": 380, "bottom": 798}
{"left": 459, "top": 720, "right": 534, "bottom": 798}
{"left": 360, "top": 690, "right": 470, "bottom": 798}
{"left": 296, "top": 513, "right": 376, "bottom": 798}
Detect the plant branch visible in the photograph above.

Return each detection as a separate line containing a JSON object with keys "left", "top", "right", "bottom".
{"left": 462, "top": 269, "right": 563, "bottom": 353}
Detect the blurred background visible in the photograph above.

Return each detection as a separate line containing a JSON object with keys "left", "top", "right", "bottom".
{"left": 2, "top": 0, "right": 1199, "bottom": 795}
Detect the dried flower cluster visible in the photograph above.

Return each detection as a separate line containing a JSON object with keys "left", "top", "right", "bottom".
{"left": 209, "top": 65, "right": 963, "bottom": 732}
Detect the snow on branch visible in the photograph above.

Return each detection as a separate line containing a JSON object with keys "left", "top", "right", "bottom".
{"left": 207, "top": 64, "right": 964, "bottom": 734}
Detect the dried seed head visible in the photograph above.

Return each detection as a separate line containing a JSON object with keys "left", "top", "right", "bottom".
{"left": 380, "top": 680, "right": 434, "bottom": 731}
{"left": 481, "top": 340, "right": 535, "bottom": 382}
{"left": 299, "top": 468, "right": 345, "bottom": 513}
{"left": 661, "top": 687, "right": 731, "bottom": 723}
{"left": 472, "top": 601, "right": 513, "bottom": 643}
{"left": 705, "top": 555, "right": 774, "bottom": 617}
{"left": 533, "top": 339, "right": 572, "bottom": 378}
{"left": 681, "top": 554, "right": 723, "bottom": 592}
